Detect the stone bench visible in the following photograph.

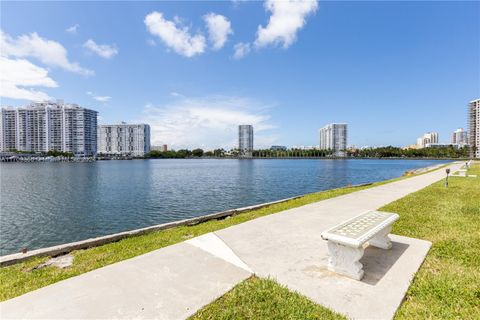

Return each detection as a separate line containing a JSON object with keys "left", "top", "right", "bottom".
{"left": 321, "top": 211, "right": 399, "bottom": 280}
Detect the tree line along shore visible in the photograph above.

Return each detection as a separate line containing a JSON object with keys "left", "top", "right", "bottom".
{"left": 1, "top": 145, "right": 470, "bottom": 161}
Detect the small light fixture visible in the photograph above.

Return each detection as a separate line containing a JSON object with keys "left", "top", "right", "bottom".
{"left": 445, "top": 168, "right": 450, "bottom": 187}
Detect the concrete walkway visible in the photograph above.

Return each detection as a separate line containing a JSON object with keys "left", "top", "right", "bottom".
{"left": 0, "top": 162, "right": 462, "bottom": 320}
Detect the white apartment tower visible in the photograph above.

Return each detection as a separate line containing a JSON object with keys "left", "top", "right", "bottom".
{"left": 0, "top": 101, "right": 98, "bottom": 156}
{"left": 416, "top": 132, "right": 439, "bottom": 148}
{"left": 469, "top": 99, "right": 480, "bottom": 158}
{"left": 238, "top": 125, "right": 254, "bottom": 158}
{"left": 319, "top": 123, "right": 348, "bottom": 156}
{"left": 451, "top": 128, "right": 468, "bottom": 146}
{"left": 97, "top": 123, "right": 151, "bottom": 157}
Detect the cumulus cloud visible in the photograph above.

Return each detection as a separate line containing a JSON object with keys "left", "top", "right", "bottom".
{"left": 255, "top": 0, "right": 318, "bottom": 49}
{"left": 0, "top": 30, "right": 93, "bottom": 76}
{"left": 66, "top": 24, "right": 79, "bottom": 34}
{"left": 233, "top": 42, "right": 251, "bottom": 59}
{"left": 0, "top": 56, "right": 57, "bottom": 101}
{"left": 139, "top": 95, "right": 276, "bottom": 150}
{"left": 83, "top": 39, "right": 118, "bottom": 59}
{"left": 203, "top": 13, "right": 233, "bottom": 50}
{"left": 144, "top": 11, "right": 206, "bottom": 57}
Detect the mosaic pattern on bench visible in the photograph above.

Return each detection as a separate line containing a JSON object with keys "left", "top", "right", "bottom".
{"left": 330, "top": 211, "right": 391, "bottom": 239}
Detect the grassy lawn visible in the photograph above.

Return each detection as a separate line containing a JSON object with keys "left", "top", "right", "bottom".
{"left": 0, "top": 174, "right": 409, "bottom": 302}
{"left": 382, "top": 163, "right": 480, "bottom": 319}
{"left": 190, "top": 163, "right": 479, "bottom": 320}
{"left": 190, "top": 277, "right": 345, "bottom": 320}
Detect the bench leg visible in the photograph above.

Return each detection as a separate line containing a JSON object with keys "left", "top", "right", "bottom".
{"left": 327, "top": 241, "right": 364, "bottom": 280}
{"left": 369, "top": 225, "right": 392, "bottom": 249}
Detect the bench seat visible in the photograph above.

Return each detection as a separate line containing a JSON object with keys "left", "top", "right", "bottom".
{"left": 321, "top": 211, "right": 399, "bottom": 280}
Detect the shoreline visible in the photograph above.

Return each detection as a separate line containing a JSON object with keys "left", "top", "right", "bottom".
{"left": 0, "top": 194, "right": 305, "bottom": 266}
{"left": 1, "top": 156, "right": 465, "bottom": 163}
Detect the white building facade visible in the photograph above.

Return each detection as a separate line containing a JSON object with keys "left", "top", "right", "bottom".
{"left": 238, "top": 125, "right": 254, "bottom": 158}
{"left": 319, "top": 123, "right": 348, "bottom": 156}
{"left": 416, "top": 132, "right": 439, "bottom": 148}
{"left": 451, "top": 128, "right": 468, "bottom": 146}
{"left": 97, "top": 123, "right": 151, "bottom": 157}
{"left": 0, "top": 101, "right": 98, "bottom": 156}
{"left": 469, "top": 99, "right": 480, "bottom": 158}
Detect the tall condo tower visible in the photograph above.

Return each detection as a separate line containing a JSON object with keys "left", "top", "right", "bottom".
{"left": 451, "top": 128, "right": 468, "bottom": 146}
{"left": 238, "top": 125, "right": 254, "bottom": 158}
{"left": 97, "top": 123, "right": 151, "bottom": 157}
{"left": 469, "top": 99, "right": 480, "bottom": 158}
{"left": 0, "top": 100, "right": 98, "bottom": 156}
{"left": 319, "top": 123, "right": 348, "bottom": 157}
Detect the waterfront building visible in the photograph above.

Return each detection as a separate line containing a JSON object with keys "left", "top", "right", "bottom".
{"left": 97, "top": 122, "right": 151, "bottom": 157}
{"left": 319, "top": 123, "right": 348, "bottom": 156}
{"left": 416, "top": 132, "right": 439, "bottom": 148}
{"left": 0, "top": 101, "right": 98, "bottom": 156}
{"left": 238, "top": 125, "right": 254, "bottom": 158}
{"left": 469, "top": 99, "right": 480, "bottom": 158}
{"left": 402, "top": 144, "right": 420, "bottom": 150}
{"left": 451, "top": 128, "right": 468, "bottom": 146}
{"left": 271, "top": 145, "right": 287, "bottom": 151}
{"left": 151, "top": 144, "right": 168, "bottom": 152}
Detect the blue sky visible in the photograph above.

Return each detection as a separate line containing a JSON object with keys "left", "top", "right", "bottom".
{"left": 1, "top": 1, "right": 479, "bottom": 149}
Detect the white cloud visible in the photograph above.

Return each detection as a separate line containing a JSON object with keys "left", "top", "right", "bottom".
{"left": 170, "top": 91, "right": 183, "bottom": 97}
{"left": 93, "top": 96, "right": 111, "bottom": 102}
{"left": 86, "top": 91, "right": 111, "bottom": 102}
{"left": 66, "top": 24, "right": 79, "bottom": 34}
{"left": 255, "top": 0, "right": 318, "bottom": 49}
{"left": 83, "top": 39, "right": 118, "bottom": 59}
{"left": 233, "top": 42, "right": 251, "bottom": 59}
{"left": 144, "top": 11, "right": 206, "bottom": 57}
{"left": 203, "top": 13, "right": 233, "bottom": 50}
{"left": 0, "top": 30, "right": 93, "bottom": 76}
{"left": 0, "top": 56, "right": 57, "bottom": 101}
{"left": 139, "top": 95, "right": 276, "bottom": 150}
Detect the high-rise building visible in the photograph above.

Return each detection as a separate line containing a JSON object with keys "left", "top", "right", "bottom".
{"left": 97, "top": 123, "right": 150, "bottom": 156}
{"left": 238, "top": 125, "right": 254, "bottom": 158}
{"left": 0, "top": 101, "right": 98, "bottom": 156}
{"left": 319, "top": 123, "right": 348, "bottom": 156}
{"left": 451, "top": 128, "right": 468, "bottom": 146}
{"left": 469, "top": 99, "right": 480, "bottom": 158}
{"left": 416, "top": 132, "right": 439, "bottom": 148}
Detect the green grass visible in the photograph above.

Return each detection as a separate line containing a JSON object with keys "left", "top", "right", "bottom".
{"left": 190, "top": 277, "right": 345, "bottom": 320}
{"left": 190, "top": 163, "right": 479, "bottom": 320}
{"left": 382, "top": 164, "right": 480, "bottom": 319}
{"left": 0, "top": 173, "right": 411, "bottom": 302}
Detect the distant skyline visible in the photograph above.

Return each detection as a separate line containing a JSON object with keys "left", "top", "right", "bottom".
{"left": 1, "top": 1, "right": 479, "bottom": 149}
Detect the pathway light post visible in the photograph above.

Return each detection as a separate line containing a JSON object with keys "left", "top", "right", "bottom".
{"left": 445, "top": 168, "right": 450, "bottom": 188}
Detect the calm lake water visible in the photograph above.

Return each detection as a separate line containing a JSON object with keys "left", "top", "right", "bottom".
{"left": 0, "top": 159, "right": 448, "bottom": 255}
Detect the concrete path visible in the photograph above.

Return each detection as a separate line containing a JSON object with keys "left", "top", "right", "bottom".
{"left": 0, "top": 162, "right": 461, "bottom": 320}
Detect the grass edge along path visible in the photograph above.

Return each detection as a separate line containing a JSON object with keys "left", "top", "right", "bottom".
{"left": 190, "top": 163, "right": 479, "bottom": 320}
{"left": 190, "top": 276, "right": 346, "bottom": 320}
{"left": 0, "top": 163, "right": 449, "bottom": 302}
